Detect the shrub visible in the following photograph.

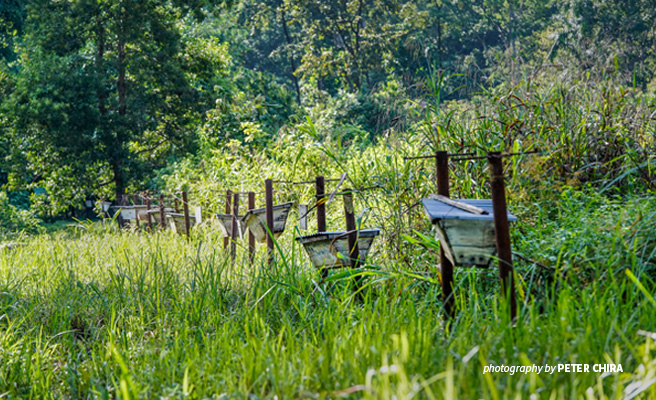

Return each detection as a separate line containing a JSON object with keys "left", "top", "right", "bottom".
{"left": 0, "top": 191, "right": 43, "bottom": 237}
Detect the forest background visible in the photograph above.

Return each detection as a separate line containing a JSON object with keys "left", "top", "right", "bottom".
{"left": 1, "top": 0, "right": 655, "bottom": 220}
{"left": 1, "top": 1, "right": 656, "bottom": 398}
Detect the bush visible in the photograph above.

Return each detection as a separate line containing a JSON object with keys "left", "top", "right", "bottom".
{"left": 0, "top": 191, "right": 43, "bottom": 237}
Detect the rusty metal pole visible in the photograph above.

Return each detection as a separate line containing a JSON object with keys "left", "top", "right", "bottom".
{"left": 436, "top": 151, "right": 455, "bottom": 319}
{"left": 146, "top": 197, "right": 152, "bottom": 232}
{"left": 248, "top": 191, "right": 256, "bottom": 263}
{"left": 159, "top": 194, "right": 166, "bottom": 231}
{"left": 488, "top": 152, "right": 517, "bottom": 321}
{"left": 231, "top": 192, "right": 239, "bottom": 261}
{"left": 182, "top": 191, "right": 191, "bottom": 237}
{"left": 265, "top": 179, "right": 274, "bottom": 266}
{"left": 316, "top": 176, "right": 326, "bottom": 232}
{"left": 224, "top": 190, "right": 232, "bottom": 250}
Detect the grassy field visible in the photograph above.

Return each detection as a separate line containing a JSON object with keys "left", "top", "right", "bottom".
{"left": 1, "top": 188, "right": 655, "bottom": 399}
{"left": 1, "top": 74, "right": 655, "bottom": 398}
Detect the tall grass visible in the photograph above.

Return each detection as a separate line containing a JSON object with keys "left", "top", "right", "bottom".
{"left": 2, "top": 72, "right": 655, "bottom": 397}
{"left": 1, "top": 187, "right": 655, "bottom": 398}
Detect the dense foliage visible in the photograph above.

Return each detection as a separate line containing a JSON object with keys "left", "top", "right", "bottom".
{"left": 1, "top": 1, "right": 656, "bottom": 398}
{"left": 1, "top": 0, "right": 655, "bottom": 212}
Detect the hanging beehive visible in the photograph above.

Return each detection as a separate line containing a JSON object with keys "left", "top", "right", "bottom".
{"left": 109, "top": 205, "right": 137, "bottom": 221}
{"left": 295, "top": 228, "right": 381, "bottom": 270}
{"left": 146, "top": 208, "right": 174, "bottom": 226}
{"left": 422, "top": 197, "right": 517, "bottom": 267}
{"left": 214, "top": 213, "right": 246, "bottom": 238}
{"left": 241, "top": 202, "right": 294, "bottom": 243}
{"left": 166, "top": 213, "right": 199, "bottom": 233}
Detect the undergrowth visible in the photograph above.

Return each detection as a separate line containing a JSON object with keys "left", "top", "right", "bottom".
{"left": 0, "top": 189, "right": 655, "bottom": 398}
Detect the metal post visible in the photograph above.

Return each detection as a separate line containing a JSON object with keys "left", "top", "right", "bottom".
{"left": 265, "top": 179, "right": 274, "bottom": 265}
{"left": 159, "top": 194, "right": 166, "bottom": 231}
{"left": 224, "top": 190, "right": 232, "bottom": 250}
{"left": 231, "top": 192, "right": 239, "bottom": 261}
{"left": 182, "top": 191, "right": 190, "bottom": 237}
{"left": 436, "top": 151, "right": 455, "bottom": 319}
{"left": 488, "top": 152, "right": 517, "bottom": 321}
{"left": 316, "top": 176, "right": 326, "bottom": 232}
{"left": 248, "top": 191, "right": 256, "bottom": 263}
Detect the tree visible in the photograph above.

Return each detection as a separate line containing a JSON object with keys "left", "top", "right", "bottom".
{"left": 0, "top": 0, "right": 25, "bottom": 64}
{"left": 8, "top": 0, "right": 227, "bottom": 209}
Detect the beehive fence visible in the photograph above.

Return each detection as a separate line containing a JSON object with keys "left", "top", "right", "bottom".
{"left": 102, "top": 148, "right": 539, "bottom": 321}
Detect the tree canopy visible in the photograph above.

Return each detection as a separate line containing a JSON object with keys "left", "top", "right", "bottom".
{"left": 1, "top": 0, "right": 655, "bottom": 211}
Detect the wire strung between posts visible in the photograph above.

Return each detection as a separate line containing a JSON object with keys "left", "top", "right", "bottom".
{"left": 403, "top": 152, "right": 475, "bottom": 161}
{"left": 334, "top": 185, "right": 382, "bottom": 196}
{"left": 272, "top": 178, "right": 341, "bottom": 185}
{"left": 451, "top": 149, "right": 540, "bottom": 161}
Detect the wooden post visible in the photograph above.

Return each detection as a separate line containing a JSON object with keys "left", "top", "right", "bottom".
{"left": 146, "top": 197, "right": 152, "bottom": 232}
{"left": 488, "top": 152, "right": 517, "bottom": 321}
{"left": 174, "top": 198, "right": 180, "bottom": 213}
{"left": 231, "top": 192, "right": 239, "bottom": 261}
{"left": 343, "top": 190, "right": 360, "bottom": 267}
{"left": 436, "top": 151, "right": 455, "bottom": 319}
{"left": 248, "top": 191, "right": 256, "bottom": 263}
{"left": 265, "top": 179, "right": 274, "bottom": 265}
{"left": 343, "top": 189, "right": 363, "bottom": 296}
{"left": 224, "top": 190, "right": 232, "bottom": 250}
{"left": 159, "top": 194, "right": 166, "bottom": 231}
{"left": 316, "top": 176, "right": 326, "bottom": 232}
{"left": 182, "top": 191, "right": 191, "bottom": 237}
{"left": 134, "top": 201, "right": 140, "bottom": 229}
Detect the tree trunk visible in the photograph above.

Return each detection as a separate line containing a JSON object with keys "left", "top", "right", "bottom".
{"left": 112, "top": 159, "right": 124, "bottom": 202}
{"left": 280, "top": 3, "right": 301, "bottom": 103}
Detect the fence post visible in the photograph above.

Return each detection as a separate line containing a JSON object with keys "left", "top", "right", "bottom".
{"left": 231, "top": 192, "right": 239, "bottom": 261}
{"left": 488, "top": 152, "right": 517, "bottom": 321}
{"left": 159, "top": 194, "right": 166, "bottom": 231}
{"left": 146, "top": 197, "right": 152, "bottom": 232}
{"left": 248, "top": 191, "right": 256, "bottom": 263}
{"left": 265, "top": 179, "right": 274, "bottom": 266}
{"left": 182, "top": 191, "right": 190, "bottom": 237}
{"left": 343, "top": 189, "right": 362, "bottom": 295}
{"left": 224, "top": 190, "right": 232, "bottom": 250}
{"left": 316, "top": 176, "right": 326, "bottom": 232}
{"left": 436, "top": 151, "right": 455, "bottom": 319}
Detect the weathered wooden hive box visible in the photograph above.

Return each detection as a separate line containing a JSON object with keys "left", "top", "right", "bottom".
{"left": 214, "top": 213, "right": 246, "bottom": 238}
{"left": 242, "top": 202, "right": 294, "bottom": 243}
{"left": 422, "top": 198, "right": 517, "bottom": 267}
{"left": 146, "top": 208, "right": 175, "bottom": 225}
{"left": 110, "top": 206, "right": 138, "bottom": 221}
{"left": 111, "top": 205, "right": 154, "bottom": 222}
{"left": 100, "top": 201, "right": 112, "bottom": 213}
{"left": 295, "top": 228, "right": 381, "bottom": 269}
{"left": 167, "top": 213, "right": 198, "bottom": 233}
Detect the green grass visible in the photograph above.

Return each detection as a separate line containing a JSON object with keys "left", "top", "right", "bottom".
{"left": 1, "top": 190, "right": 655, "bottom": 399}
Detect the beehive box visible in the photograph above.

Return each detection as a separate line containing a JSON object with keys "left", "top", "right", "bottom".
{"left": 295, "top": 228, "right": 381, "bottom": 269}
{"left": 167, "top": 213, "right": 198, "bottom": 233}
{"left": 214, "top": 213, "right": 246, "bottom": 238}
{"left": 422, "top": 198, "right": 517, "bottom": 267}
{"left": 242, "top": 202, "right": 294, "bottom": 243}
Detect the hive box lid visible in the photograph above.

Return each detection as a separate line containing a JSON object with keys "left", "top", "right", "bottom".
{"left": 422, "top": 198, "right": 517, "bottom": 223}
